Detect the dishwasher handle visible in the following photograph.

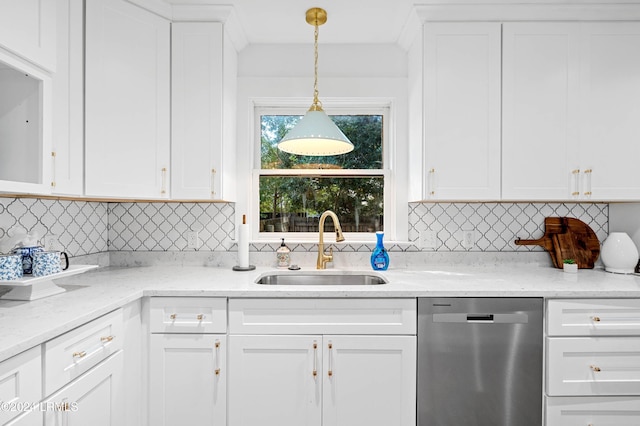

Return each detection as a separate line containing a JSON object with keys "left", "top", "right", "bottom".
{"left": 433, "top": 313, "right": 529, "bottom": 324}
{"left": 467, "top": 314, "right": 494, "bottom": 322}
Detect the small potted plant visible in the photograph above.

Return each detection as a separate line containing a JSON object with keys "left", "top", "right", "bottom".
{"left": 563, "top": 259, "right": 578, "bottom": 273}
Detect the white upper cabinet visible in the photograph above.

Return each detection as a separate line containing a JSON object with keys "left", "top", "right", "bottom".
{"left": 503, "top": 22, "right": 640, "bottom": 201}
{"left": 579, "top": 23, "right": 640, "bottom": 200}
{"left": 0, "top": 0, "right": 57, "bottom": 72}
{"left": 51, "top": 0, "right": 83, "bottom": 195}
{"left": 413, "top": 22, "right": 501, "bottom": 200}
{"left": 502, "top": 23, "right": 581, "bottom": 200}
{"left": 0, "top": 52, "right": 52, "bottom": 194}
{"left": 171, "top": 22, "right": 236, "bottom": 201}
{"left": 84, "top": 0, "right": 170, "bottom": 199}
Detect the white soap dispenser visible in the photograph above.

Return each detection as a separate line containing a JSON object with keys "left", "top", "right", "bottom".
{"left": 276, "top": 238, "right": 291, "bottom": 268}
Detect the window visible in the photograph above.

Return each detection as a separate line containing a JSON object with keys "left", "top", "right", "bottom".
{"left": 255, "top": 106, "right": 389, "bottom": 240}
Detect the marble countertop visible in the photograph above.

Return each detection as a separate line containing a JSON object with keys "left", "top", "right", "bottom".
{"left": 2, "top": 263, "right": 640, "bottom": 363}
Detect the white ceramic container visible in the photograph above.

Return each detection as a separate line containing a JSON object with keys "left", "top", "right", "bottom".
{"left": 600, "top": 232, "right": 639, "bottom": 274}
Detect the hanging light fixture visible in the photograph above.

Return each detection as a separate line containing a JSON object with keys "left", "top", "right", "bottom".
{"left": 277, "top": 7, "right": 354, "bottom": 156}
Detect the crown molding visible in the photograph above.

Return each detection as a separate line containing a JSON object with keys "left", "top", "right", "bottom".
{"left": 397, "top": 8, "right": 423, "bottom": 51}
{"left": 171, "top": 4, "right": 248, "bottom": 51}
{"left": 396, "top": 2, "right": 640, "bottom": 50}
{"left": 413, "top": 3, "right": 640, "bottom": 22}
{"left": 125, "top": 0, "right": 172, "bottom": 19}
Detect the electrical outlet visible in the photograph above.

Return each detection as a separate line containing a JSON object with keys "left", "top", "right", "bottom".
{"left": 44, "top": 234, "right": 59, "bottom": 251}
{"left": 461, "top": 229, "right": 476, "bottom": 249}
{"left": 419, "top": 230, "right": 437, "bottom": 249}
{"left": 187, "top": 231, "right": 199, "bottom": 249}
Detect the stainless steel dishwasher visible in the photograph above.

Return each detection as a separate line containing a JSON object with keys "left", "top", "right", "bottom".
{"left": 418, "top": 298, "right": 543, "bottom": 426}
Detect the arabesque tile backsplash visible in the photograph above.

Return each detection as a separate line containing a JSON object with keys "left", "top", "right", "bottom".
{"left": 0, "top": 197, "right": 608, "bottom": 257}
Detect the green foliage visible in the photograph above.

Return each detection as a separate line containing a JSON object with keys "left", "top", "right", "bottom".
{"left": 259, "top": 115, "right": 384, "bottom": 232}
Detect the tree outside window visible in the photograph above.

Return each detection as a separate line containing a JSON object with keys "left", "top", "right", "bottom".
{"left": 259, "top": 114, "right": 385, "bottom": 234}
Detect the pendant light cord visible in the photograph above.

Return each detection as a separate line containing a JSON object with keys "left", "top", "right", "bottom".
{"left": 310, "top": 19, "right": 323, "bottom": 111}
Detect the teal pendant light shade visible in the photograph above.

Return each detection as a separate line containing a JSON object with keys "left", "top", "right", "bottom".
{"left": 278, "top": 7, "right": 354, "bottom": 156}
{"left": 278, "top": 110, "right": 354, "bottom": 156}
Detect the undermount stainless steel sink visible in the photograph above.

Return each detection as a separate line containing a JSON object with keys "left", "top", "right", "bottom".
{"left": 255, "top": 271, "right": 388, "bottom": 286}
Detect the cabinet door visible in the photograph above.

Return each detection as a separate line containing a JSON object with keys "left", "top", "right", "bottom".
{"left": 171, "top": 22, "right": 223, "bottom": 200}
{"left": 547, "top": 337, "right": 640, "bottom": 396}
{"left": 149, "top": 334, "right": 226, "bottom": 426}
{"left": 44, "top": 351, "right": 124, "bottom": 426}
{"left": 228, "top": 335, "right": 322, "bottom": 426}
{"left": 502, "top": 22, "right": 581, "bottom": 200}
{"left": 423, "top": 23, "right": 501, "bottom": 200}
{"left": 579, "top": 23, "right": 640, "bottom": 200}
{"left": 4, "top": 409, "right": 42, "bottom": 426}
{"left": 85, "top": 0, "right": 170, "bottom": 198}
{"left": 322, "top": 335, "right": 416, "bottom": 426}
{"left": 0, "top": 0, "right": 56, "bottom": 71}
{"left": 546, "top": 396, "right": 640, "bottom": 426}
{"left": 0, "top": 52, "right": 53, "bottom": 194}
{"left": 51, "top": 0, "right": 83, "bottom": 195}
{"left": 0, "top": 347, "right": 42, "bottom": 425}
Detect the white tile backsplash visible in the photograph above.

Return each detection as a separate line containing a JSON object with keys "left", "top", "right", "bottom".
{"left": 0, "top": 197, "right": 609, "bottom": 257}
{"left": 408, "top": 202, "right": 608, "bottom": 252}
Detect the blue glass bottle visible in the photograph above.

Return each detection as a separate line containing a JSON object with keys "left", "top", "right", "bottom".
{"left": 370, "top": 231, "right": 389, "bottom": 271}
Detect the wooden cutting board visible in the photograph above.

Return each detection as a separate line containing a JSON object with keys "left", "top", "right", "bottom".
{"left": 515, "top": 217, "right": 600, "bottom": 269}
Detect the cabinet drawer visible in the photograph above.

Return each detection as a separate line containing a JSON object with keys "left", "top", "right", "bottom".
{"left": 229, "top": 298, "right": 416, "bottom": 335}
{"left": 44, "top": 309, "right": 123, "bottom": 395}
{"left": 547, "top": 299, "right": 640, "bottom": 336}
{"left": 546, "top": 337, "right": 640, "bottom": 396}
{"left": 150, "top": 297, "right": 227, "bottom": 333}
{"left": 546, "top": 396, "right": 640, "bottom": 425}
{"left": 0, "top": 346, "right": 42, "bottom": 425}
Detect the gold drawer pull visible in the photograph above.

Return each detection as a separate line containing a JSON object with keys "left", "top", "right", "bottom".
{"left": 313, "top": 342, "right": 318, "bottom": 378}
{"left": 590, "top": 365, "right": 601, "bottom": 372}
{"left": 72, "top": 351, "right": 86, "bottom": 359}
{"left": 197, "top": 314, "right": 204, "bottom": 321}
{"left": 591, "top": 316, "right": 601, "bottom": 322}
{"left": 214, "top": 340, "right": 221, "bottom": 376}
{"left": 101, "top": 335, "right": 114, "bottom": 343}
{"left": 170, "top": 314, "right": 177, "bottom": 320}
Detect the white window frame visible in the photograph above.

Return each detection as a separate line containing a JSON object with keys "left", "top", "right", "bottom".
{"left": 252, "top": 101, "right": 396, "bottom": 243}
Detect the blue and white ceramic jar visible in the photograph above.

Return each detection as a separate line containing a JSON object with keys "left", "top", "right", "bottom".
{"left": 12, "top": 246, "right": 45, "bottom": 274}
{"left": 32, "top": 251, "right": 69, "bottom": 277}
{"left": 0, "top": 254, "right": 23, "bottom": 280}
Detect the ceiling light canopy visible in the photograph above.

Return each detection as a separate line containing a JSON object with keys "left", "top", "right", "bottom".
{"left": 277, "top": 7, "right": 354, "bottom": 156}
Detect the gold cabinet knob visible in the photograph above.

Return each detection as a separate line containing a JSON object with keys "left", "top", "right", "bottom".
{"left": 197, "top": 314, "right": 204, "bottom": 321}
{"left": 101, "top": 335, "right": 114, "bottom": 343}
{"left": 590, "top": 365, "right": 601, "bottom": 372}
{"left": 72, "top": 351, "right": 86, "bottom": 359}
{"left": 170, "top": 314, "right": 177, "bottom": 320}
{"left": 591, "top": 316, "right": 601, "bottom": 322}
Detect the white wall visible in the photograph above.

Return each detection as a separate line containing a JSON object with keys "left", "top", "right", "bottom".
{"left": 235, "top": 43, "right": 409, "bottom": 241}
{"left": 609, "top": 203, "right": 640, "bottom": 253}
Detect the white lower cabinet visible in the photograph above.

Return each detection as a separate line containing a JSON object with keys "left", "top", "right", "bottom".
{"left": 228, "top": 335, "right": 322, "bottom": 426}
{"left": 546, "top": 299, "right": 640, "bottom": 425}
{"left": 228, "top": 298, "right": 417, "bottom": 426}
{"left": 0, "top": 347, "right": 42, "bottom": 426}
{"left": 149, "top": 334, "right": 226, "bottom": 426}
{"left": 148, "top": 297, "right": 228, "bottom": 425}
{"left": 43, "top": 350, "right": 124, "bottom": 426}
{"left": 228, "top": 334, "right": 416, "bottom": 426}
{"left": 323, "top": 335, "right": 415, "bottom": 426}
{"left": 546, "top": 396, "right": 640, "bottom": 425}
{"left": 4, "top": 409, "right": 42, "bottom": 426}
